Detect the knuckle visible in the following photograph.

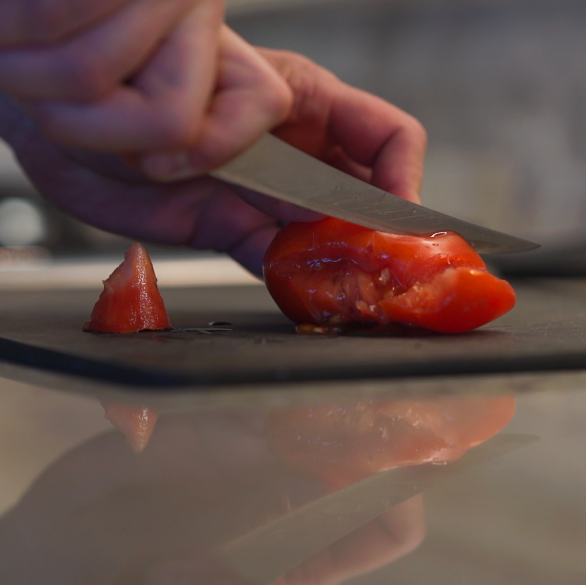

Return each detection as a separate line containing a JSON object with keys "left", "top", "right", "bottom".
{"left": 278, "top": 52, "right": 323, "bottom": 91}
{"left": 152, "top": 108, "right": 197, "bottom": 148}
{"left": 262, "top": 76, "right": 293, "bottom": 123}
{"left": 273, "top": 50, "right": 319, "bottom": 76}
{"left": 57, "top": 49, "right": 112, "bottom": 101}
{"left": 263, "top": 50, "right": 336, "bottom": 120}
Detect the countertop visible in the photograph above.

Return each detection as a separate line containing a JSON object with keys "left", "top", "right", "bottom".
{"left": 0, "top": 266, "right": 585, "bottom": 584}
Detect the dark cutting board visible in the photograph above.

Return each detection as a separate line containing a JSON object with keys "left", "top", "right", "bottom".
{"left": 1, "top": 278, "right": 586, "bottom": 390}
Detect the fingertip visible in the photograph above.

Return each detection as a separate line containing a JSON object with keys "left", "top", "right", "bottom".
{"left": 400, "top": 188, "right": 422, "bottom": 206}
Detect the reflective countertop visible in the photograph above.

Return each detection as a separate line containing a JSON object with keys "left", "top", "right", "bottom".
{"left": 0, "top": 260, "right": 585, "bottom": 584}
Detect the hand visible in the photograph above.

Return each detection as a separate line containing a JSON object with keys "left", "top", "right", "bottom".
{"left": 256, "top": 48, "right": 427, "bottom": 204}
{"left": 0, "top": 0, "right": 224, "bottom": 103}
{"left": 0, "top": 0, "right": 292, "bottom": 170}
{"left": 0, "top": 47, "right": 426, "bottom": 275}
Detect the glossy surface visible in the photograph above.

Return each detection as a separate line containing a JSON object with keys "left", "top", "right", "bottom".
{"left": 264, "top": 218, "right": 516, "bottom": 333}
{"left": 0, "top": 380, "right": 584, "bottom": 585}
{"left": 83, "top": 243, "right": 172, "bottom": 334}
{"left": 0, "top": 277, "right": 585, "bottom": 584}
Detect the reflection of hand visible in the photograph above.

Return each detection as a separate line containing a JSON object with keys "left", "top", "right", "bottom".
{"left": 0, "top": 411, "right": 424, "bottom": 585}
{"left": 0, "top": 48, "right": 426, "bottom": 276}
{"left": 138, "top": 495, "right": 424, "bottom": 585}
{"left": 272, "top": 495, "right": 425, "bottom": 585}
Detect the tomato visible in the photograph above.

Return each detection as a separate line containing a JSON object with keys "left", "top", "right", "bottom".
{"left": 265, "top": 395, "right": 516, "bottom": 488}
{"left": 263, "top": 218, "right": 516, "bottom": 333}
{"left": 83, "top": 242, "right": 172, "bottom": 334}
{"left": 100, "top": 401, "right": 158, "bottom": 454}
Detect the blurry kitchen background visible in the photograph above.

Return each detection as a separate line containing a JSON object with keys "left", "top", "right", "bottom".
{"left": 1, "top": 0, "right": 585, "bottom": 273}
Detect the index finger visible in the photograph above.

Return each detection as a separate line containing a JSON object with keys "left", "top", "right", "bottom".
{"left": 256, "top": 49, "right": 427, "bottom": 204}
{"left": 329, "top": 86, "right": 427, "bottom": 203}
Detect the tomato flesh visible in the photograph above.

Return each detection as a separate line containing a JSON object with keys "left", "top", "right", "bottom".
{"left": 265, "top": 395, "right": 516, "bottom": 488}
{"left": 263, "top": 218, "right": 516, "bottom": 333}
{"left": 83, "top": 242, "right": 172, "bottom": 333}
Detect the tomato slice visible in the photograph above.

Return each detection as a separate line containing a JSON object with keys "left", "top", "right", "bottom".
{"left": 263, "top": 218, "right": 515, "bottom": 333}
{"left": 265, "top": 395, "right": 516, "bottom": 488}
{"left": 100, "top": 401, "right": 158, "bottom": 454}
{"left": 83, "top": 242, "right": 172, "bottom": 333}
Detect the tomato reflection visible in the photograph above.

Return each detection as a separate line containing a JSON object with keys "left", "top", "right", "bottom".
{"left": 265, "top": 395, "right": 516, "bottom": 488}
{"left": 0, "top": 393, "right": 517, "bottom": 585}
{"left": 100, "top": 401, "right": 158, "bottom": 454}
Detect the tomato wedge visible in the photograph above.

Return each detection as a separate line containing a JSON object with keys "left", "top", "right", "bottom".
{"left": 263, "top": 218, "right": 515, "bottom": 333}
{"left": 265, "top": 395, "right": 516, "bottom": 488}
{"left": 83, "top": 242, "right": 172, "bottom": 333}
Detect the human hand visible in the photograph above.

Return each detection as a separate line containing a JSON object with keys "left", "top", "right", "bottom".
{"left": 0, "top": 0, "right": 224, "bottom": 104}
{"left": 0, "top": 47, "right": 426, "bottom": 274}
{"left": 0, "top": 0, "right": 292, "bottom": 170}
{"left": 254, "top": 48, "right": 427, "bottom": 204}
{"left": 138, "top": 46, "right": 427, "bottom": 203}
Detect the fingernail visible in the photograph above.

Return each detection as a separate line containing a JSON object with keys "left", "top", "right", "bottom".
{"left": 141, "top": 151, "right": 197, "bottom": 182}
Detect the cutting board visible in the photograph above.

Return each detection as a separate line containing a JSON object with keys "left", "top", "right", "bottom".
{"left": 1, "top": 278, "right": 586, "bottom": 392}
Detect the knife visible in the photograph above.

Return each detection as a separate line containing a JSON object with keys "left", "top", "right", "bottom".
{"left": 209, "top": 134, "right": 539, "bottom": 255}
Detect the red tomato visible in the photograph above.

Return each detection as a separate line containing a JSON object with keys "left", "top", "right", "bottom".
{"left": 265, "top": 395, "right": 516, "bottom": 488}
{"left": 83, "top": 242, "right": 172, "bottom": 333}
{"left": 100, "top": 401, "right": 158, "bottom": 454}
{"left": 263, "top": 218, "right": 516, "bottom": 333}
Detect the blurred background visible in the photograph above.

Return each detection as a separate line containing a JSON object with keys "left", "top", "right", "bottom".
{"left": 1, "top": 0, "right": 586, "bottom": 274}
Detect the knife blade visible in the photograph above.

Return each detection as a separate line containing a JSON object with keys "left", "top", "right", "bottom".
{"left": 209, "top": 134, "right": 539, "bottom": 255}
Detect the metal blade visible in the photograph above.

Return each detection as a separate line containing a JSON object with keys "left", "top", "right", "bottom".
{"left": 210, "top": 134, "right": 540, "bottom": 255}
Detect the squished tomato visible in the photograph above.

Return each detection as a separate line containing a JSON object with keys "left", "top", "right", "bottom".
{"left": 83, "top": 242, "right": 172, "bottom": 333}
{"left": 263, "top": 218, "right": 515, "bottom": 333}
{"left": 265, "top": 395, "right": 516, "bottom": 488}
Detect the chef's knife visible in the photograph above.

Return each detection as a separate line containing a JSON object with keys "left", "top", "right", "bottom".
{"left": 210, "top": 134, "right": 539, "bottom": 255}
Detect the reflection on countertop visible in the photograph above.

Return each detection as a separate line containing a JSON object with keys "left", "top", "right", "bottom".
{"left": 0, "top": 390, "right": 528, "bottom": 585}
{"left": 0, "top": 382, "right": 585, "bottom": 584}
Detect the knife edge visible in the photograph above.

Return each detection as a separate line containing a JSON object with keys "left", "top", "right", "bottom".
{"left": 209, "top": 134, "right": 540, "bottom": 255}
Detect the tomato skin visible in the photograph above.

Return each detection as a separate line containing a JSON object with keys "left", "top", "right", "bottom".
{"left": 83, "top": 242, "right": 172, "bottom": 334}
{"left": 263, "top": 218, "right": 515, "bottom": 333}
{"left": 265, "top": 395, "right": 516, "bottom": 488}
